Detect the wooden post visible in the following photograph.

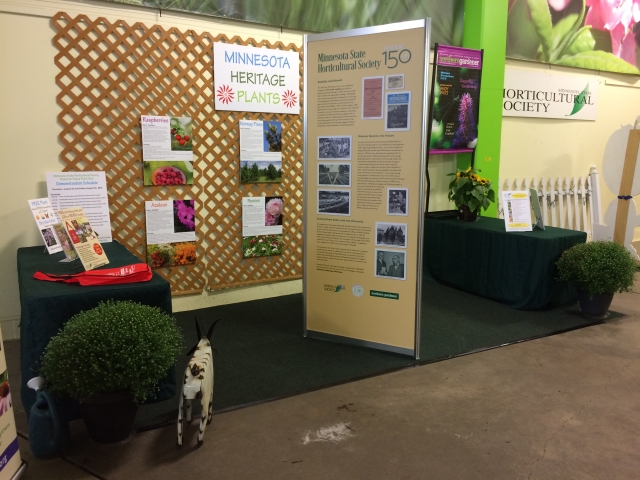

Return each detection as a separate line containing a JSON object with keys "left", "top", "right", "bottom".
{"left": 613, "top": 126, "right": 640, "bottom": 245}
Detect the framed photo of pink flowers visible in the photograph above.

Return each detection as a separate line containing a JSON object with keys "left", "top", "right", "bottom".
{"left": 507, "top": 0, "right": 640, "bottom": 75}
{"left": 241, "top": 196, "right": 284, "bottom": 258}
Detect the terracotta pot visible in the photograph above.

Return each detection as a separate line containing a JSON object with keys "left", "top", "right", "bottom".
{"left": 458, "top": 205, "right": 478, "bottom": 222}
{"left": 81, "top": 390, "right": 137, "bottom": 444}
{"left": 576, "top": 289, "right": 614, "bottom": 319}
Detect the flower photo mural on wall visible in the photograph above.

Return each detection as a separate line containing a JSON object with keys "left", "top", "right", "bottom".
{"left": 507, "top": 0, "right": 640, "bottom": 74}
{"left": 93, "top": 0, "right": 465, "bottom": 47}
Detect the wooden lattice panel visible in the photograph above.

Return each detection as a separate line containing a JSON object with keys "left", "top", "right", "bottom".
{"left": 52, "top": 12, "right": 304, "bottom": 294}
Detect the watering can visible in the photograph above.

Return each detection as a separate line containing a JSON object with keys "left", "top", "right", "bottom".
{"left": 27, "top": 377, "right": 69, "bottom": 458}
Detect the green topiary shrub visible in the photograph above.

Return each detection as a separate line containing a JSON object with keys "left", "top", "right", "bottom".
{"left": 40, "top": 300, "right": 182, "bottom": 403}
{"left": 557, "top": 241, "right": 637, "bottom": 298}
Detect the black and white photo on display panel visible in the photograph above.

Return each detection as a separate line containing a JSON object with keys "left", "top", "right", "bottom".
{"left": 375, "top": 222, "right": 407, "bottom": 248}
{"left": 374, "top": 249, "right": 406, "bottom": 280}
{"left": 387, "top": 188, "right": 408, "bottom": 216}
{"left": 317, "top": 189, "right": 351, "bottom": 216}
{"left": 318, "top": 136, "right": 352, "bottom": 160}
{"left": 318, "top": 162, "right": 351, "bottom": 187}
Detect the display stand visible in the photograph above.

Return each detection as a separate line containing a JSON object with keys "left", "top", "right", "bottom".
{"left": 425, "top": 44, "right": 484, "bottom": 217}
{"left": 304, "top": 20, "right": 431, "bottom": 358}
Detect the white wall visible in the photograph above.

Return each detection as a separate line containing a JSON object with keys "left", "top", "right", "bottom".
{"left": 500, "top": 58, "right": 640, "bottom": 241}
{"left": 0, "top": 0, "right": 304, "bottom": 339}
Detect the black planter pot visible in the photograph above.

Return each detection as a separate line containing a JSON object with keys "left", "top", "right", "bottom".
{"left": 458, "top": 205, "right": 478, "bottom": 222}
{"left": 81, "top": 391, "right": 137, "bottom": 444}
{"left": 576, "top": 290, "right": 614, "bottom": 319}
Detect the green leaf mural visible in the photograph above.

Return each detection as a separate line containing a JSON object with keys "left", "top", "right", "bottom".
{"left": 554, "top": 51, "right": 640, "bottom": 75}
{"left": 508, "top": 0, "right": 640, "bottom": 75}
{"left": 528, "top": 0, "right": 554, "bottom": 60}
{"left": 95, "top": 0, "right": 465, "bottom": 47}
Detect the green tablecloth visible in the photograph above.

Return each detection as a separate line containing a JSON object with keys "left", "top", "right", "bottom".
{"left": 424, "top": 217, "right": 587, "bottom": 310}
{"left": 17, "top": 241, "right": 175, "bottom": 417}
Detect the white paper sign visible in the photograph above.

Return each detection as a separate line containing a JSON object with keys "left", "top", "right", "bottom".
{"left": 239, "top": 120, "right": 282, "bottom": 162}
{"left": 141, "top": 115, "right": 193, "bottom": 162}
{"left": 503, "top": 68, "right": 599, "bottom": 120}
{"left": 242, "top": 197, "right": 283, "bottom": 237}
{"left": 214, "top": 43, "right": 300, "bottom": 114}
{"left": 27, "top": 198, "right": 62, "bottom": 254}
{"left": 502, "top": 191, "right": 533, "bottom": 232}
{"left": 46, "top": 172, "right": 113, "bottom": 242}
{"left": 145, "top": 200, "right": 197, "bottom": 267}
{"left": 145, "top": 200, "right": 196, "bottom": 244}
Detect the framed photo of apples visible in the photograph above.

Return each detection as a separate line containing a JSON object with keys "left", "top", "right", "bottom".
{"left": 141, "top": 115, "right": 194, "bottom": 186}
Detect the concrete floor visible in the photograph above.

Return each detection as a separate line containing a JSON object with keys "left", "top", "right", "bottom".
{"left": 15, "top": 274, "right": 640, "bottom": 479}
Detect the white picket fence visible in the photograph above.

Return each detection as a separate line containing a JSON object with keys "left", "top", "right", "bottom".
{"left": 497, "top": 171, "right": 600, "bottom": 238}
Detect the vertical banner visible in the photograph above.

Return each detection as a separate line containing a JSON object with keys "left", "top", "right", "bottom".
{"left": 0, "top": 328, "right": 23, "bottom": 480}
{"left": 429, "top": 45, "right": 482, "bottom": 154}
{"left": 304, "top": 20, "right": 430, "bottom": 357}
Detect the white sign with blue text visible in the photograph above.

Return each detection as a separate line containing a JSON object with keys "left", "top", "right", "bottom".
{"left": 213, "top": 43, "right": 300, "bottom": 114}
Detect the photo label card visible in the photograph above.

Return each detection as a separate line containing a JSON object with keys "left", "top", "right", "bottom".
{"left": 242, "top": 196, "right": 284, "bottom": 258}
{"left": 145, "top": 200, "right": 197, "bottom": 267}
{"left": 239, "top": 120, "right": 283, "bottom": 184}
{"left": 141, "top": 115, "right": 194, "bottom": 186}
{"left": 27, "top": 198, "right": 62, "bottom": 254}
{"left": 57, "top": 207, "right": 109, "bottom": 271}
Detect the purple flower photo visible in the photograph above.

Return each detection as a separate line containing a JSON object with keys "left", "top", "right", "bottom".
{"left": 174, "top": 200, "right": 196, "bottom": 233}
{"left": 452, "top": 93, "right": 477, "bottom": 148}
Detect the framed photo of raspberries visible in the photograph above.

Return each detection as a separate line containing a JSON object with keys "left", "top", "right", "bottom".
{"left": 141, "top": 115, "right": 194, "bottom": 186}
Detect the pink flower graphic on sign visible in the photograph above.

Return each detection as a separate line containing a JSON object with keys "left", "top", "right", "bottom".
{"left": 282, "top": 90, "right": 297, "bottom": 108}
{"left": 217, "top": 85, "right": 234, "bottom": 104}
{"left": 585, "top": 0, "right": 640, "bottom": 66}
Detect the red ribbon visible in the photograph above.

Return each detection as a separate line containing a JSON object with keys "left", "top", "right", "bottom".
{"left": 34, "top": 263, "right": 152, "bottom": 286}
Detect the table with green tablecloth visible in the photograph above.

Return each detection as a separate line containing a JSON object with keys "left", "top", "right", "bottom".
{"left": 423, "top": 217, "right": 587, "bottom": 310}
{"left": 17, "top": 241, "right": 175, "bottom": 417}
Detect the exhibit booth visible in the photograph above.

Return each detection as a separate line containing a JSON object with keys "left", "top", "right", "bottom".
{"left": 1, "top": 0, "right": 640, "bottom": 472}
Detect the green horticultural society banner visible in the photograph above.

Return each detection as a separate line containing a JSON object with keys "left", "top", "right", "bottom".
{"left": 94, "top": 0, "right": 464, "bottom": 46}
{"left": 507, "top": 0, "right": 640, "bottom": 75}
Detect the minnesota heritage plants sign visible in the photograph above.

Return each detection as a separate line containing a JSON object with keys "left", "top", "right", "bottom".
{"left": 214, "top": 43, "right": 300, "bottom": 114}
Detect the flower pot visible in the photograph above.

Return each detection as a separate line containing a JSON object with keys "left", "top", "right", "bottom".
{"left": 576, "top": 290, "right": 614, "bottom": 319}
{"left": 80, "top": 390, "right": 137, "bottom": 444}
{"left": 458, "top": 205, "right": 478, "bottom": 222}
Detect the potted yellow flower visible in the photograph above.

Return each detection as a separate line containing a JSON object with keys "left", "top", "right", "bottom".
{"left": 447, "top": 167, "right": 496, "bottom": 221}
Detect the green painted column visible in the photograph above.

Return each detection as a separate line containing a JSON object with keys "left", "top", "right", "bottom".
{"left": 458, "top": 0, "right": 509, "bottom": 217}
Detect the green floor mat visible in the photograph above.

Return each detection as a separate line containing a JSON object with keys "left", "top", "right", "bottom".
{"left": 134, "top": 280, "right": 613, "bottom": 430}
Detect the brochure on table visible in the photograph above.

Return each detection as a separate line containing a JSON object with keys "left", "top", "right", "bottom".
{"left": 0, "top": 328, "right": 23, "bottom": 480}
{"left": 46, "top": 172, "right": 113, "bottom": 242}
{"left": 141, "top": 115, "right": 194, "bottom": 186}
{"left": 27, "top": 198, "right": 63, "bottom": 254}
{"left": 241, "top": 196, "right": 284, "bottom": 258}
{"left": 304, "top": 20, "right": 430, "bottom": 358}
{"left": 58, "top": 207, "right": 109, "bottom": 270}
{"left": 502, "top": 191, "right": 533, "bottom": 232}
{"left": 145, "top": 200, "right": 196, "bottom": 268}
{"left": 239, "top": 120, "right": 283, "bottom": 184}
